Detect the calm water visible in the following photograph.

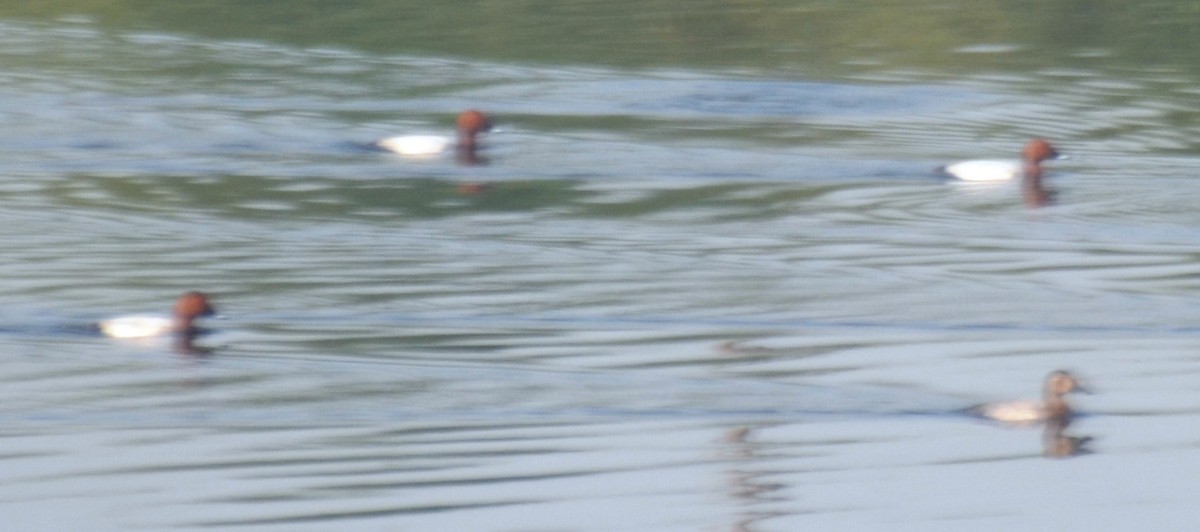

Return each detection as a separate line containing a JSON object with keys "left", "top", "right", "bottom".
{"left": 3, "top": 3, "right": 1200, "bottom": 530}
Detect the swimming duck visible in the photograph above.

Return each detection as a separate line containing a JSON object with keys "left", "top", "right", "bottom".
{"left": 375, "top": 109, "right": 493, "bottom": 162}
{"left": 98, "top": 291, "right": 216, "bottom": 339}
{"left": 940, "top": 138, "right": 1063, "bottom": 182}
{"left": 967, "top": 370, "right": 1089, "bottom": 425}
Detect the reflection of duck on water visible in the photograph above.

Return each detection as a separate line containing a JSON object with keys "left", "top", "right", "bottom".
{"left": 1042, "top": 417, "right": 1094, "bottom": 458}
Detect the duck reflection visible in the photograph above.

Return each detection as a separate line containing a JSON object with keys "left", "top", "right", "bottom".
{"left": 173, "top": 329, "right": 215, "bottom": 356}
{"left": 1022, "top": 168, "right": 1056, "bottom": 208}
{"left": 719, "top": 425, "right": 788, "bottom": 531}
{"left": 1042, "top": 416, "right": 1093, "bottom": 458}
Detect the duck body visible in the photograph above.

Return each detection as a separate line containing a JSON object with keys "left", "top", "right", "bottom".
{"left": 99, "top": 315, "right": 179, "bottom": 339}
{"left": 967, "top": 399, "right": 1055, "bottom": 425}
{"left": 98, "top": 291, "right": 216, "bottom": 339}
{"left": 374, "top": 134, "right": 453, "bottom": 157}
{"left": 941, "top": 159, "right": 1023, "bottom": 182}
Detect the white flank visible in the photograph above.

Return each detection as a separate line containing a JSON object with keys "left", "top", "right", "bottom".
{"left": 375, "top": 135, "right": 452, "bottom": 157}
{"left": 975, "top": 399, "right": 1044, "bottom": 424}
{"left": 943, "top": 159, "right": 1021, "bottom": 182}
{"left": 98, "top": 315, "right": 174, "bottom": 339}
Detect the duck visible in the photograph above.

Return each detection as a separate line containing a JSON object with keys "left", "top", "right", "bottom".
{"left": 966, "top": 370, "right": 1089, "bottom": 425}
{"left": 375, "top": 109, "right": 493, "bottom": 162}
{"left": 939, "top": 138, "right": 1064, "bottom": 182}
{"left": 98, "top": 291, "right": 216, "bottom": 339}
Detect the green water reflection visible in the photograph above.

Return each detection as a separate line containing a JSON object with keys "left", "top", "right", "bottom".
{"left": 6, "top": 1, "right": 1200, "bottom": 73}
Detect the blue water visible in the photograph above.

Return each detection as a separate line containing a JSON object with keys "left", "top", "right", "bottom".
{"left": 0, "top": 14, "right": 1199, "bottom": 531}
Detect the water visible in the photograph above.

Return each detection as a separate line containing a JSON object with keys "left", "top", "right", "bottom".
{"left": 2, "top": 3, "right": 1200, "bottom": 530}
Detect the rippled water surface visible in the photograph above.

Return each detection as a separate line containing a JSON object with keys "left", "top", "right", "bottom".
{"left": 3, "top": 5, "right": 1200, "bottom": 530}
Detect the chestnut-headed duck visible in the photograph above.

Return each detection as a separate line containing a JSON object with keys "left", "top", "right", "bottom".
{"left": 375, "top": 109, "right": 493, "bottom": 162}
{"left": 98, "top": 291, "right": 216, "bottom": 339}
{"left": 967, "top": 370, "right": 1089, "bottom": 425}
{"left": 940, "top": 139, "right": 1064, "bottom": 182}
